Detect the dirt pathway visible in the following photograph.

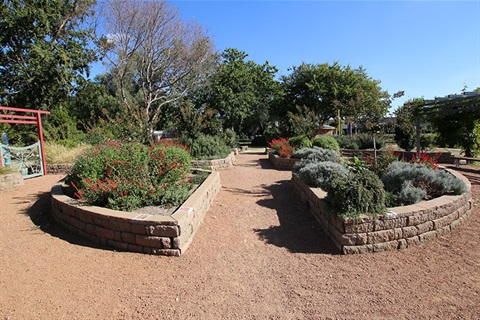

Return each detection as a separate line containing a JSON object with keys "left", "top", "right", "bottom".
{"left": 1, "top": 153, "right": 480, "bottom": 319}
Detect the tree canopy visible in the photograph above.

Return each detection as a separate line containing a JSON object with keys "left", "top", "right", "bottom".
{"left": 100, "top": 0, "right": 216, "bottom": 139}
{"left": 276, "top": 62, "right": 391, "bottom": 135}
{"left": 0, "top": 0, "right": 97, "bottom": 109}
{"left": 198, "top": 48, "right": 282, "bottom": 136}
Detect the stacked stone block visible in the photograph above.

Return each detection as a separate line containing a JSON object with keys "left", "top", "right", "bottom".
{"left": 268, "top": 152, "right": 299, "bottom": 170}
{"left": 51, "top": 171, "right": 221, "bottom": 256}
{"left": 190, "top": 151, "right": 235, "bottom": 171}
{"left": 292, "top": 168, "right": 472, "bottom": 254}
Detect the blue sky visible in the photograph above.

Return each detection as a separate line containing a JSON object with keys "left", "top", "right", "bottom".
{"left": 93, "top": 0, "right": 480, "bottom": 112}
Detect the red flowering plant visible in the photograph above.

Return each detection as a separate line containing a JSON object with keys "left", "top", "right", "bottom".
{"left": 269, "top": 138, "right": 294, "bottom": 158}
{"left": 66, "top": 141, "right": 192, "bottom": 211}
{"left": 410, "top": 152, "right": 442, "bottom": 170}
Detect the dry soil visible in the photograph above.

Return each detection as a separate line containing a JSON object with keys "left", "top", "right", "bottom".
{"left": 1, "top": 153, "right": 480, "bottom": 319}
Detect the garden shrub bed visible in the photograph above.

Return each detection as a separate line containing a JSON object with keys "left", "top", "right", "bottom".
{"left": 291, "top": 168, "right": 473, "bottom": 254}
{"left": 268, "top": 152, "right": 299, "bottom": 170}
{"left": 190, "top": 151, "right": 236, "bottom": 171}
{"left": 51, "top": 170, "right": 221, "bottom": 256}
{"left": 0, "top": 172, "right": 24, "bottom": 191}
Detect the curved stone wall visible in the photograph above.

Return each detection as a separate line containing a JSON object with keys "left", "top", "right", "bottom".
{"left": 51, "top": 171, "right": 221, "bottom": 256}
{"left": 268, "top": 152, "right": 299, "bottom": 170}
{"left": 292, "top": 168, "right": 473, "bottom": 254}
{"left": 47, "top": 163, "right": 73, "bottom": 174}
{"left": 0, "top": 172, "right": 24, "bottom": 191}
{"left": 190, "top": 151, "right": 235, "bottom": 171}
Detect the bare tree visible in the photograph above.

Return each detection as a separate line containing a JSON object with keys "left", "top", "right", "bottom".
{"left": 100, "top": 0, "right": 216, "bottom": 135}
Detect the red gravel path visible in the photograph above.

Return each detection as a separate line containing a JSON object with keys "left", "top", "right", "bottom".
{"left": 1, "top": 153, "right": 480, "bottom": 319}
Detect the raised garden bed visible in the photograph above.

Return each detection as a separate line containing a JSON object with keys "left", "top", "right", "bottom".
{"left": 268, "top": 152, "right": 299, "bottom": 170}
{"left": 190, "top": 151, "right": 235, "bottom": 171}
{"left": 291, "top": 168, "right": 473, "bottom": 254}
{"left": 51, "top": 171, "right": 221, "bottom": 256}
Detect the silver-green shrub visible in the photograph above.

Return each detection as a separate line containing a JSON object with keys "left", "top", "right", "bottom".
{"left": 293, "top": 147, "right": 341, "bottom": 171}
{"left": 298, "top": 161, "right": 349, "bottom": 189}
{"left": 382, "top": 161, "right": 467, "bottom": 206}
{"left": 325, "top": 170, "right": 386, "bottom": 218}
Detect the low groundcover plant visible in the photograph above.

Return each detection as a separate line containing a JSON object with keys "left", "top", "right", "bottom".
{"left": 67, "top": 141, "right": 194, "bottom": 211}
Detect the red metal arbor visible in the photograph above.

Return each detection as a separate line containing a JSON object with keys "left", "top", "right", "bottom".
{"left": 0, "top": 106, "right": 50, "bottom": 175}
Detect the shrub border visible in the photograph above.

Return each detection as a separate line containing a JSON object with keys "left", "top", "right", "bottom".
{"left": 50, "top": 171, "right": 221, "bottom": 256}
{"left": 291, "top": 167, "right": 473, "bottom": 254}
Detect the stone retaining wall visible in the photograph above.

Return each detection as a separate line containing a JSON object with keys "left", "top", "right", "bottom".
{"left": 268, "top": 152, "right": 299, "bottom": 170}
{"left": 47, "top": 163, "right": 73, "bottom": 174}
{"left": 0, "top": 172, "right": 24, "bottom": 191}
{"left": 51, "top": 171, "right": 221, "bottom": 256}
{"left": 291, "top": 169, "right": 473, "bottom": 254}
{"left": 190, "top": 151, "right": 235, "bottom": 171}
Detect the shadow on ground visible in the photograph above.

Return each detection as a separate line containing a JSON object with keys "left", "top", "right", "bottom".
{"left": 21, "top": 191, "right": 106, "bottom": 250}
{"left": 445, "top": 165, "right": 480, "bottom": 186}
{"left": 254, "top": 180, "right": 338, "bottom": 255}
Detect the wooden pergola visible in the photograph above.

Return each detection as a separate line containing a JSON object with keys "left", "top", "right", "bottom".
{"left": 0, "top": 106, "right": 50, "bottom": 174}
{"left": 411, "top": 92, "right": 480, "bottom": 153}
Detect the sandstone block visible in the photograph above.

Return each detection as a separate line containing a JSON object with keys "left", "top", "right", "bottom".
{"left": 402, "top": 226, "right": 418, "bottom": 238}
{"left": 367, "top": 229, "right": 394, "bottom": 244}
{"left": 373, "top": 240, "right": 398, "bottom": 252}
{"left": 416, "top": 221, "right": 433, "bottom": 234}
{"left": 343, "top": 245, "right": 373, "bottom": 254}
{"left": 397, "top": 239, "right": 408, "bottom": 249}
{"left": 419, "top": 230, "right": 437, "bottom": 242}
{"left": 147, "top": 225, "right": 179, "bottom": 237}
{"left": 135, "top": 235, "right": 164, "bottom": 248}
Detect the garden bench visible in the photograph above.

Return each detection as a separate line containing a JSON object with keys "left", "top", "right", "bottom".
{"left": 238, "top": 140, "right": 252, "bottom": 151}
{"left": 451, "top": 155, "right": 480, "bottom": 167}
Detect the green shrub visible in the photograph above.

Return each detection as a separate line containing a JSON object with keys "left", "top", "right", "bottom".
{"left": 364, "top": 149, "right": 399, "bottom": 177}
{"left": 181, "top": 134, "right": 231, "bottom": 160}
{"left": 325, "top": 170, "right": 386, "bottom": 219}
{"left": 420, "top": 134, "right": 436, "bottom": 151}
{"left": 293, "top": 147, "right": 341, "bottom": 171}
{"left": 356, "top": 133, "right": 385, "bottom": 150}
{"left": 222, "top": 129, "right": 239, "bottom": 148}
{"left": 312, "top": 136, "right": 340, "bottom": 152}
{"left": 381, "top": 161, "right": 468, "bottom": 206}
{"left": 288, "top": 135, "right": 312, "bottom": 149}
{"left": 335, "top": 135, "right": 359, "bottom": 150}
{"left": 394, "top": 122, "right": 416, "bottom": 151}
{"left": 67, "top": 141, "right": 192, "bottom": 211}
{"left": 297, "top": 161, "right": 348, "bottom": 189}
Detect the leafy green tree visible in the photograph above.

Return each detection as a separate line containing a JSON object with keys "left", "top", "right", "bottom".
{"left": 431, "top": 108, "right": 480, "bottom": 157}
{"left": 200, "top": 48, "right": 282, "bottom": 136}
{"left": 0, "top": 0, "right": 97, "bottom": 110}
{"left": 68, "top": 74, "right": 123, "bottom": 132}
{"left": 276, "top": 62, "right": 390, "bottom": 134}
{"left": 394, "top": 99, "right": 422, "bottom": 151}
